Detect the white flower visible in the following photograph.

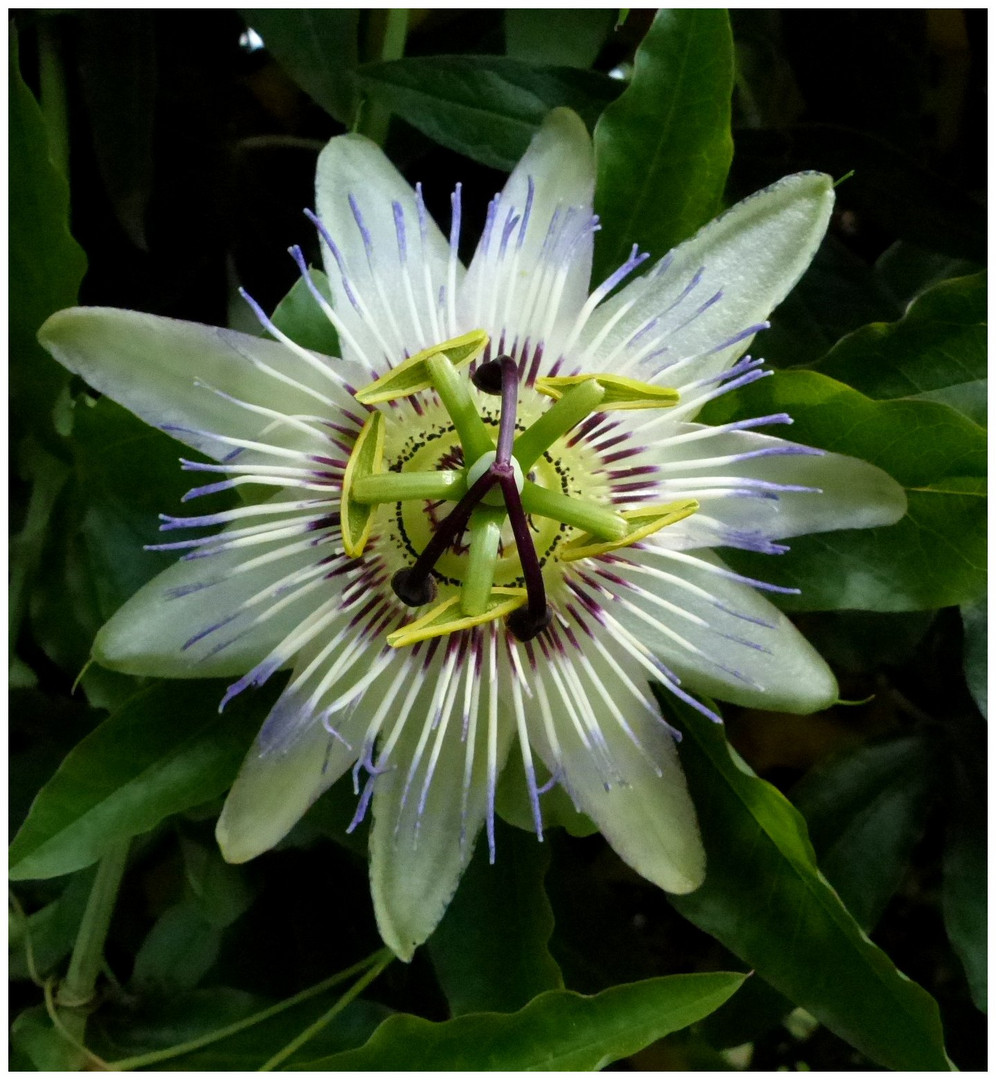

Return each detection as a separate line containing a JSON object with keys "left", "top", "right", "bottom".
{"left": 39, "top": 109, "right": 906, "bottom": 960}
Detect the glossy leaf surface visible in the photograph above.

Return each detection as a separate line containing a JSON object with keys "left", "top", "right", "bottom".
{"left": 9, "top": 680, "right": 275, "bottom": 881}
{"left": 428, "top": 820, "right": 562, "bottom": 1016}
{"left": 9, "top": 25, "right": 87, "bottom": 447}
{"left": 355, "top": 56, "right": 621, "bottom": 171}
{"left": 702, "top": 370, "right": 987, "bottom": 611}
{"left": 816, "top": 272, "right": 986, "bottom": 425}
{"left": 593, "top": 9, "right": 734, "bottom": 280}
{"left": 664, "top": 694, "right": 952, "bottom": 1071}
{"left": 241, "top": 9, "right": 360, "bottom": 123}
{"left": 298, "top": 973, "right": 745, "bottom": 1070}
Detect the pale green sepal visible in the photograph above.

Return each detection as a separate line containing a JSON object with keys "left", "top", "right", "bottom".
{"left": 369, "top": 676, "right": 517, "bottom": 961}
{"left": 353, "top": 330, "right": 487, "bottom": 405}
{"left": 462, "top": 108, "right": 596, "bottom": 360}
{"left": 612, "top": 548, "right": 839, "bottom": 714}
{"left": 93, "top": 531, "right": 326, "bottom": 679}
{"left": 528, "top": 660, "right": 705, "bottom": 894}
{"left": 535, "top": 373, "right": 679, "bottom": 410}
{"left": 38, "top": 307, "right": 355, "bottom": 461}
{"left": 661, "top": 429, "right": 907, "bottom": 543}
{"left": 315, "top": 132, "right": 456, "bottom": 370}
{"left": 217, "top": 706, "right": 363, "bottom": 864}
{"left": 581, "top": 173, "right": 835, "bottom": 403}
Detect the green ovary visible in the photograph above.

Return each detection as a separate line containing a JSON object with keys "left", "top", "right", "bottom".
{"left": 381, "top": 399, "right": 610, "bottom": 592}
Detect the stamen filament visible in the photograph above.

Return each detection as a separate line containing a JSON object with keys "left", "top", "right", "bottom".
{"left": 352, "top": 470, "right": 465, "bottom": 505}
{"left": 391, "top": 468, "right": 496, "bottom": 606}
{"left": 513, "top": 378, "right": 606, "bottom": 471}
{"left": 425, "top": 353, "right": 494, "bottom": 463}
{"left": 461, "top": 507, "right": 504, "bottom": 616}
{"left": 521, "top": 482, "right": 627, "bottom": 541}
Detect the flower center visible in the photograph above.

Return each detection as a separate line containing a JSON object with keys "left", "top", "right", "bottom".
{"left": 340, "top": 331, "right": 694, "bottom": 646}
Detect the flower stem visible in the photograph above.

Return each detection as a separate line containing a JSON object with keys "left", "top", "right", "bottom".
{"left": 57, "top": 839, "right": 130, "bottom": 1008}
{"left": 258, "top": 951, "right": 394, "bottom": 1071}
{"left": 356, "top": 9, "right": 410, "bottom": 145}
{"left": 106, "top": 948, "right": 393, "bottom": 1071}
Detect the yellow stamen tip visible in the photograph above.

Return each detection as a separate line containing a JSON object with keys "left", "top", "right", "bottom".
{"left": 387, "top": 587, "right": 528, "bottom": 648}
{"left": 559, "top": 499, "right": 699, "bottom": 562}
{"left": 353, "top": 330, "right": 488, "bottom": 405}
{"left": 535, "top": 373, "right": 679, "bottom": 410}
{"left": 340, "top": 411, "right": 385, "bottom": 557}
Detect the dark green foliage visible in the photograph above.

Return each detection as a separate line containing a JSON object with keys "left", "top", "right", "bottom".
{"left": 8, "top": 8, "right": 984, "bottom": 1072}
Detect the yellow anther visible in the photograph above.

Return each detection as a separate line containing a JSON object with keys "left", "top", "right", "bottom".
{"left": 340, "top": 411, "right": 385, "bottom": 556}
{"left": 353, "top": 330, "right": 488, "bottom": 405}
{"left": 535, "top": 373, "right": 679, "bottom": 410}
{"left": 387, "top": 588, "right": 528, "bottom": 648}
{"left": 559, "top": 500, "right": 699, "bottom": 562}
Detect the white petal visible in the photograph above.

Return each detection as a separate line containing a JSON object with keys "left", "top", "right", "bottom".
{"left": 615, "top": 424, "right": 907, "bottom": 546}
{"left": 460, "top": 108, "right": 596, "bottom": 369}
{"left": 94, "top": 528, "right": 339, "bottom": 678}
{"left": 39, "top": 308, "right": 357, "bottom": 461}
{"left": 368, "top": 639, "right": 516, "bottom": 960}
{"left": 528, "top": 634, "right": 704, "bottom": 893}
{"left": 576, "top": 173, "right": 834, "bottom": 402}
{"left": 587, "top": 548, "right": 839, "bottom": 713}
{"left": 315, "top": 134, "right": 455, "bottom": 371}
{"left": 217, "top": 690, "right": 364, "bottom": 863}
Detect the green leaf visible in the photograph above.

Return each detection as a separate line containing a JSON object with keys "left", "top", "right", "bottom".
{"left": 791, "top": 735, "right": 938, "bottom": 931}
{"left": 70, "top": 396, "right": 209, "bottom": 615}
{"left": 593, "top": 9, "right": 734, "bottom": 282}
{"left": 815, "top": 272, "right": 987, "bottom": 426}
{"left": 960, "top": 596, "right": 987, "bottom": 718}
{"left": 354, "top": 56, "right": 622, "bottom": 171}
{"left": 131, "top": 901, "right": 222, "bottom": 993}
{"left": 9, "top": 867, "right": 96, "bottom": 981}
{"left": 663, "top": 694, "right": 952, "bottom": 1071}
{"left": 942, "top": 749, "right": 987, "bottom": 1012}
{"left": 241, "top": 9, "right": 360, "bottom": 124}
{"left": 28, "top": 395, "right": 220, "bottom": 675}
{"left": 875, "top": 240, "right": 982, "bottom": 308}
{"left": 10, "top": 1005, "right": 90, "bottom": 1071}
{"left": 87, "top": 988, "right": 390, "bottom": 1070}
{"left": 296, "top": 973, "right": 745, "bottom": 1070}
{"left": 495, "top": 758, "right": 598, "bottom": 838}
{"left": 179, "top": 835, "right": 255, "bottom": 929}
{"left": 704, "top": 733, "right": 940, "bottom": 1049}
{"left": 9, "top": 24, "right": 87, "bottom": 447}
{"left": 756, "top": 235, "right": 903, "bottom": 368}
{"left": 428, "top": 819, "right": 562, "bottom": 1016}
{"left": 505, "top": 9, "right": 616, "bottom": 69}
{"left": 701, "top": 370, "right": 987, "bottom": 611}
{"left": 270, "top": 269, "right": 339, "bottom": 357}
{"left": 9, "top": 679, "right": 277, "bottom": 881}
